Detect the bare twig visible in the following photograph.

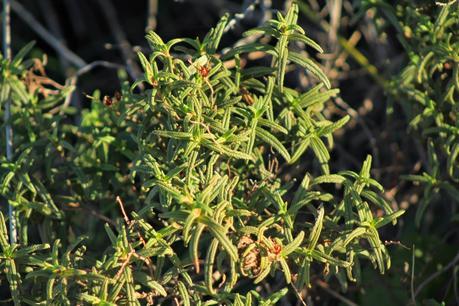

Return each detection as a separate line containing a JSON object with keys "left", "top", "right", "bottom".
{"left": 37, "top": 0, "right": 69, "bottom": 69}
{"left": 327, "top": 0, "right": 341, "bottom": 50}
{"left": 10, "top": 0, "right": 86, "bottom": 68}
{"left": 334, "top": 97, "right": 380, "bottom": 172}
{"left": 454, "top": 266, "right": 459, "bottom": 305}
{"left": 315, "top": 279, "right": 358, "bottom": 306}
{"left": 283, "top": 0, "right": 293, "bottom": 12}
{"left": 116, "top": 196, "right": 131, "bottom": 226}
{"left": 96, "top": 0, "right": 142, "bottom": 80}
{"left": 299, "top": 3, "right": 386, "bottom": 87}
{"left": 224, "top": 0, "right": 259, "bottom": 33}
{"left": 114, "top": 249, "right": 135, "bottom": 279}
{"left": 38, "top": 0, "right": 84, "bottom": 118}
{"left": 115, "top": 196, "right": 154, "bottom": 276}
{"left": 384, "top": 240, "right": 410, "bottom": 250}
{"left": 411, "top": 244, "right": 416, "bottom": 305}
{"left": 50, "top": 60, "right": 124, "bottom": 115}
{"left": 63, "top": 0, "right": 85, "bottom": 37}
{"left": 415, "top": 251, "right": 459, "bottom": 298}
{"left": 74, "top": 60, "right": 125, "bottom": 78}
{"left": 221, "top": 0, "right": 272, "bottom": 56}
{"left": 435, "top": 0, "right": 458, "bottom": 6}
{"left": 63, "top": 202, "right": 117, "bottom": 227}
{"left": 290, "top": 283, "right": 307, "bottom": 306}
{"left": 3, "top": 0, "right": 17, "bottom": 245}
{"left": 146, "top": 0, "right": 158, "bottom": 32}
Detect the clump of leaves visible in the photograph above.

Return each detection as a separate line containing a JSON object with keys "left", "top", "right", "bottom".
{"left": 366, "top": 1, "right": 459, "bottom": 225}
{"left": 0, "top": 3, "right": 403, "bottom": 304}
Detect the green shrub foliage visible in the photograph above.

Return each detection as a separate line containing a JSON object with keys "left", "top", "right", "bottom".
{"left": 365, "top": 1, "right": 459, "bottom": 226}
{"left": 0, "top": 4, "right": 403, "bottom": 305}
{"left": 395, "top": 2, "right": 459, "bottom": 225}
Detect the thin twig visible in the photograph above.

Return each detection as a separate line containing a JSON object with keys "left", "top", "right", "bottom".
{"left": 283, "top": 0, "right": 293, "bottom": 12}
{"left": 116, "top": 196, "right": 154, "bottom": 275}
{"left": 37, "top": 0, "right": 69, "bottom": 69}
{"left": 315, "top": 279, "right": 358, "bottom": 306}
{"left": 221, "top": 0, "right": 272, "bottom": 56}
{"left": 299, "top": 3, "right": 386, "bottom": 87}
{"left": 116, "top": 196, "right": 131, "bottom": 226}
{"left": 63, "top": 202, "right": 117, "bottom": 227}
{"left": 75, "top": 60, "right": 125, "bottom": 77}
{"left": 290, "top": 283, "right": 307, "bottom": 306}
{"left": 96, "top": 0, "right": 142, "bottom": 80}
{"left": 327, "top": 0, "right": 341, "bottom": 51}
{"left": 224, "top": 0, "right": 259, "bottom": 33}
{"left": 146, "top": 0, "right": 158, "bottom": 32}
{"left": 50, "top": 60, "right": 124, "bottom": 115}
{"left": 435, "top": 0, "right": 457, "bottom": 6}
{"left": 411, "top": 244, "right": 416, "bottom": 305}
{"left": 63, "top": 0, "right": 85, "bottom": 37}
{"left": 414, "top": 251, "right": 459, "bottom": 298}
{"left": 114, "top": 249, "right": 135, "bottom": 280}
{"left": 3, "top": 0, "right": 16, "bottom": 245}
{"left": 10, "top": 0, "right": 86, "bottom": 68}
{"left": 334, "top": 97, "right": 380, "bottom": 172}
{"left": 38, "top": 0, "right": 84, "bottom": 119}
{"left": 454, "top": 266, "right": 459, "bottom": 305}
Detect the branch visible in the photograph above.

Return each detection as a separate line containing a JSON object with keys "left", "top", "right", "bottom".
{"left": 415, "top": 251, "right": 459, "bottom": 298}
{"left": 315, "top": 279, "right": 358, "bottom": 306}
{"left": 52, "top": 60, "right": 125, "bottom": 115}
{"left": 224, "top": 0, "right": 259, "bottom": 33}
{"left": 37, "top": 0, "right": 69, "bottom": 69}
{"left": 2, "top": 0, "right": 17, "bottom": 244}
{"left": 96, "top": 0, "right": 142, "bottom": 80}
{"left": 74, "top": 60, "right": 125, "bottom": 77}
{"left": 10, "top": 0, "right": 86, "bottom": 68}
{"left": 146, "top": 0, "right": 158, "bottom": 32}
{"left": 221, "top": 0, "right": 272, "bottom": 56}
{"left": 334, "top": 97, "right": 380, "bottom": 172}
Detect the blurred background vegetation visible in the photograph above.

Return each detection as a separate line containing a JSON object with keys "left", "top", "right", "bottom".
{"left": 1, "top": 0, "right": 458, "bottom": 305}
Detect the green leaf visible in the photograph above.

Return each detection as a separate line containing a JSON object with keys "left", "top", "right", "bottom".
{"left": 310, "top": 136, "right": 330, "bottom": 174}
{"left": 222, "top": 43, "right": 276, "bottom": 60}
{"left": 137, "top": 52, "right": 153, "bottom": 83}
{"left": 317, "top": 115, "right": 350, "bottom": 136}
{"left": 177, "top": 281, "right": 190, "bottom": 306}
{"left": 289, "top": 137, "right": 311, "bottom": 164}
{"left": 312, "top": 174, "right": 345, "bottom": 185}
{"left": 279, "top": 257, "right": 291, "bottom": 283}
{"left": 281, "top": 231, "right": 304, "bottom": 257}
{"left": 12, "top": 41, "right": 36, "bottom": 66}
{"left": 288, "top": 51, "right": 331, "bottom": 89}
{"left": 199, "top": 216, "right": 238, "bottom": 262}
{"left": 206, "top": 14, "right": 229, "bottom": 53}
{"left": 310, "top": 249, "right": 351, "bottom": 267}
{"left": 255, "top": 127, "right": 291, "bottom": 162}
{"left": 254, "top": 262, "right": 272, "bottom": 284}
{"left": 202, "top": 141, "right": 254, "bottom": 161}
{"left": 132, "top": 271, "right": 167, "bottom": 296}
{"left": 374, "top": 210, "right": 405, "bottom": 228}
{"left": 307, "top": 205, "right": 324, "bottom": 250}
{"left": 289, "top": 33, "right": 323, "bottom": 53}
{"left": 153, "top": 130, "right": 192, "bottom": 140}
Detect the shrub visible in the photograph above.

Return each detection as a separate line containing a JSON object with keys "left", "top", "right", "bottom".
{"left": 0, "top": 3, "right": 403, "bottom": 304}
{"left": 362, "top": 0, "right": 459, "bottom": 226}
{"left": 390, "top": 1, "right": 459, "bottom": 226}
{"left": 347, "top": 2, "right": 459, "bottom": 304}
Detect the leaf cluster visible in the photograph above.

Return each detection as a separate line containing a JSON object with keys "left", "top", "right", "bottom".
{"left": 366, "top": 1, "right": 459, "bottom": 225}
{"left": 0, "top": 3, "right": 403, "bottom": 305}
